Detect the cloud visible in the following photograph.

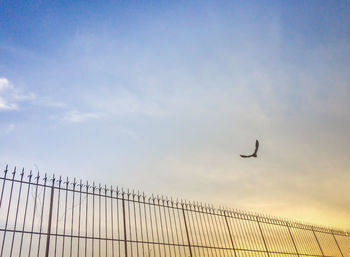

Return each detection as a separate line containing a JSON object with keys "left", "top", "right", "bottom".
{"left": 0, "top": 77, "right": 36, "bottom": 111}
{"left": 62, "top": 110, "right": 101, "bottom": 123}
{"left": 0, "top": 78, "right": 17, "bottom": 110}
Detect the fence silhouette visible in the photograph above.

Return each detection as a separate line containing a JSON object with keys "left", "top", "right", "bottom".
{"left": 0, "top": 165, "right": 349, "bottom": 257}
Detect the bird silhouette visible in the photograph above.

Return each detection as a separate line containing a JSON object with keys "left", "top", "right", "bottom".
{"left": 240, "top": 140, "right": 259, "bottom": 158}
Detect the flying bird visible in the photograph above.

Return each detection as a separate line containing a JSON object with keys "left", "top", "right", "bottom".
{"left": 240, "top": 140, "right": 259, "bottom": 158}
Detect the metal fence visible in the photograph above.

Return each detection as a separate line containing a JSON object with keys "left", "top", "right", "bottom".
{"left": 0, "top": 165, "right": 349, "bottom": 257}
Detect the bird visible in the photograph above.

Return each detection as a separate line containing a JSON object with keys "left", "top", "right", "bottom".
{"left": 240, "top": 140, "right": 259, "bottom": 158}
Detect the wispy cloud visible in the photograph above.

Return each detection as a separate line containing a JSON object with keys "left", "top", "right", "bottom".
{"left": 62, "top": 110, "right": 101, "bottom": 123}
{"left": 0, "top": 77, "right": 36, "bottom": 111}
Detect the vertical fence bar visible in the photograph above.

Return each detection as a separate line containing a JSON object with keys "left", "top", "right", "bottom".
{"left": 152, "top": 195, "right": 162, "bottom": 257}
{"left": 197, "top": 204, "right": 211, "bottom": 257}
{"left": 18, "top": 171, "right": 33, "bottom": 257}
{"left": 162, "top": 196, "right": 172, "bottom": 256}
{"left": 98, "top": 184, "right": 102, "bottom": 257}
{"left": 215, "top": 208, "right": 228, "bottom": 250}
{"left": 286, "top": 222, "right": 300, "bottom": 257}
{"left": 127, "top": 190, "right": 133, "bottom": 257}
{"left": 332, "top": 231, "right": 344, "bottom": 257}
{"left": 181, "top": 202, "right": 193, "bottom": 257}
{"left": 69, "top": 179, "right": 76, "bottom": 257}
{"left": 77, "top": 180, "right": 83, "bottom": 257}
{"left": 192, "top": 203, "right": 205, "bottom": 257}
{"left": 37, "top": 174, "right": 48, "bottom": 256}
{"left": 257, "top": 216, "right": 271, "bottom": 257}
{"left": 166, "top": 197, "right": 176, "bottom": 257}
{"left": 206, "top": 205, "right": 220, "bottom": 254}
{"left": 9, "top": 169, "right": 25, "bottom": 257}
{"left": 0, "top": 167, "right": 16, "bottom": 257}
{"left": 122, "top": 191, "right": 128, "bottom": 257}
{"left": 132, "top": 191, "right": 139, "bottom": 257}
{"left": 174, "top": 200, "right": 186, "bottom": 255}
{"left": 117, "top": 188, "right": 121, "bottom": 257}
{"left": 92, "top": 182, "right": 96, "bottom": 257}
{"left": 137, "top": 192, "right": 145, "bottom": 257}
{"left": 186, "top": 203, "right": 197, "bottom": 256}
{"left": 157, "top": 196, "right": 166, "bottom": 256}
{"left": 224, "top": 210, "right": 237, "bottom": 257}
{"left": 312, "top": 227, "right": 325, "bottom": 257}
{"left": 45, "top": 175, "right": 56, "bottom": 257}
{"left": 148, "top": 197, "right": 155, "bottom": 257}
{"left": 170, "top": 198, "right": 183, "bottom": 256}
{"left": 0, "top": 165, "right": 8, "bottom": 210}
{"left": 84, "top": 181, "right": 89, "bottom": 257}
{"left": 105, "top": 185, "right": 108, "bottom": 257}
{"left": 28, "top": 172, "right": 40, "bottom": 257}
{"left": 53, "top": 176, "right": 62, "bottom": 257}
{"left": 110, "top": 186, "right": 115, "bottom": 257}
{"left": 61, "top": 177, "right": 70, "bottom": 257}
{"left": 142, "top": 193, "right": 150, "bottom": 257}
{"left": 202, "top": 204, "right": 215, "bottom": 256}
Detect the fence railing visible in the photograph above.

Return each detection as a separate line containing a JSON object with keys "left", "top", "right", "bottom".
{"left": 0, "top": 165, "right": 349, "bottom": 257}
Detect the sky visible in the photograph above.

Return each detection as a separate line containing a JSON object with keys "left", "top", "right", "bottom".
{"left": 1, "top": 0, "right": 350, "bottom": 229}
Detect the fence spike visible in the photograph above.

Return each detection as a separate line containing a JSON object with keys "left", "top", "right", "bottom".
{"left": 64, "top": 176, "right": 69, "bottom": 186}
{"left": 84, "top": 180, "right": 89, "bottom": 189}
{"left": 20, "top": 168, "right": 25, "bottom": 180}
{"left": 35, "top": 171, "right": 40, "bottom": 181}
{"left": 4, "top": 164, "right": 8, "bottom": 177}
{"left": 43, "top": 173, "right": 48, "bottom": 184}
{"left": 127, "top": 188, "right": 131, "bottom": 199}
{"left": 78, "top": 179, "right": 83, "bottom": 189}
{"left": 56, "top": 176, "right": 62, "bottom": 186}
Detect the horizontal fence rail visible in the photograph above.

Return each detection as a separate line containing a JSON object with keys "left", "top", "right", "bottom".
{"left": 0, "top": 165, "right": 349, "bottom": 257}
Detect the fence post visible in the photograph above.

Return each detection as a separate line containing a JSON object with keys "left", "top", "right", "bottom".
{"left": 286, "top": 221, "right": 300, "bottom": 257}
{"left": 256, "top": 216, "right": 270, "bottom": 257}
{"left": 332, "top": 231, "right": 344, "bottom": 257}
{"left": 312, "top": 226, "right": 325, "bottom": 257}
{"left": 45, "top": 175, "right": 55, "bottom": 257}
{"left": 122, "top": 190, "right": 128, "bottom": 257}
{"left": 0, "top": 165, "right": 8, "bottom": 210}
{"left": 181, "top": 202, "right": 193, "bottom": 257}
{"left": 223, "top": 210, "right": 237, "bottom": 257}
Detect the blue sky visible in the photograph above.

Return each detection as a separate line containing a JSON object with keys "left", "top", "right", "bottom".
{"left": 1, "top": 1, "right": 350, "bottom": 228}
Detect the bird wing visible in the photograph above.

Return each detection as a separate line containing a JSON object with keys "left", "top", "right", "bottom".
{"left": 253, "top": 140, "right": 259, "bottom": 155}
